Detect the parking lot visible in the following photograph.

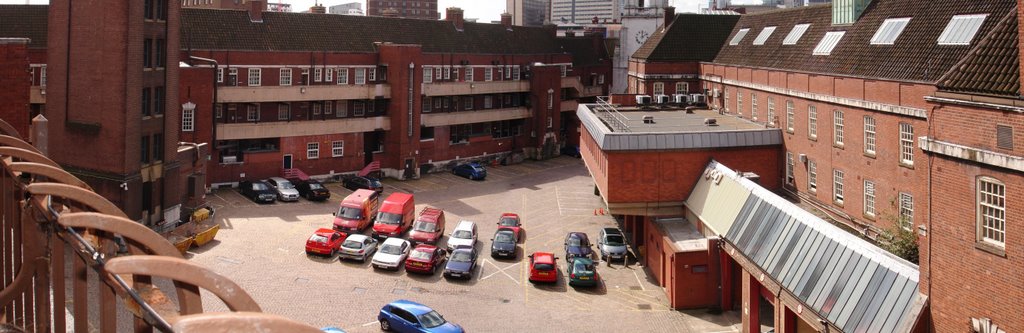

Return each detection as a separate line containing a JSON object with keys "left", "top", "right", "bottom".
{"left": 193, "top": 157, "right": 741, "bottom": 332}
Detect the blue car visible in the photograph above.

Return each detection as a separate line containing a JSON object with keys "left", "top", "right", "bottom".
{"left": 564, "top": 232, "right": 593, "bottom": 263}
{"left": 378, "top": 300, "right": 464, "bottom": 333}
{"left": 451, "top": 162, "right": 486, "bottom": 180}
{"left": 443, "top": 248, "right": 477, "bottom": 279}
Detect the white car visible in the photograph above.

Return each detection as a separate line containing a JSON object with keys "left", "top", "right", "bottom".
{"left": 265, "top": 177, "right": 300, "bottom": 202}
{"left": 371, "top": 237, "right": 411, "bottom": 270}
{"left": 446, "top": 220, "right": 477, "bottom": 252}
{"left": 339, "top": 234, "right": 378, "bottom": 262}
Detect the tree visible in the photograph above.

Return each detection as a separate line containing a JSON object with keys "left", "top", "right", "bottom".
{"left": 877, "top": 199, "right": 919, "bottom": 264}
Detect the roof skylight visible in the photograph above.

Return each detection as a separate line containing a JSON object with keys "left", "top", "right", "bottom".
{"left": 812, "top": 31, "right": 845, "bottom": 55}
{"left": 752, "top": 26, "right": 777, "bottom": 45}
{"left": 782, "top": 24, "right": 810, "bottom": 45}
{"left": 870, "top": 17, "right": 911, "bottom": 45}
{"left": 937, "top": 14, "right": 988, "bottom": 45}
{"left": 729, "top": 28, "right": 750, "bottom": 46}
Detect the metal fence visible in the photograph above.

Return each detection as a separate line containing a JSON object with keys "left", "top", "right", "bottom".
{"left": 0, "top": 119, "right": 320, "bottom": 332}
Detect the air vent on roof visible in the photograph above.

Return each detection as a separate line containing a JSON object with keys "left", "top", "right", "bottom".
{"left": 813, "top": 31, "right": 845, "bottom": 55}
{"left": 753, "top": 26, "right": 776, "bottom": 45}
{"left": 643, "top": 115, "right": 655, "bottom": 124}
{"left": 871, "top": 18, "right": 911, "bottom": 45}
{"left": 783, "top": 24, "right": 810, "bottom": 45}
{"left": 704, "top": 118, "right": 718, "bottom": 126}
{"left": 729, "top": 28, "right": 750, "bottom": 46}
{"left": 938, "top": 14, "right": 988, "bottom": 45}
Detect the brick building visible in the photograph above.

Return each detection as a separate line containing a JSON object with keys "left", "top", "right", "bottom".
{"left": 367, "top": 0, "right": 438, "bottom": 19}
{"left": 0, "top": 5, "right": 47, "bottom": 134}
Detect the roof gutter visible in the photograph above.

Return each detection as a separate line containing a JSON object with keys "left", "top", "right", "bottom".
{"left": 924, "top": 95, "right": 1024, "bottom": 113}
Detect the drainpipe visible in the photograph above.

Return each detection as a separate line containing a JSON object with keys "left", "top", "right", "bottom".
{"left": 188, "top": 56, "right": 219, "bottom": 155}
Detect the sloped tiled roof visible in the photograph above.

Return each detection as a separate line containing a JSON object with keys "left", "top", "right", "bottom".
{"left": 712, "top": 0, "right": 1017, "bottom": 83}
{"left": 558, "top": 37, "right": 609, "bottom": 66}
{"left": 632, "top": 13, "right": 740, "bottom": 62}
{"left": 181, "top": 9, "right": 567, "bottom": 54}
{"left": 936, "top": 10, "right": 1020, "bottom": 97}
{"left": 0, "top": 5, "right": 47, "bottom": 48}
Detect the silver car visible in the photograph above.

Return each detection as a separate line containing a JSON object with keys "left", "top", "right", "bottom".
{"left": 265, "top": 177, "right": 300, "bottom": 202}
{"left": 339, "top": 234, "right": 378, "bottom": 262}
{"left": 598, "top": 227, "right": 628, "bottom": 262}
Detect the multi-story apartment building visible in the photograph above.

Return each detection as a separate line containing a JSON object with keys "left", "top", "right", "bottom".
{"left": 507, "top": 0, "right": 549, "bottom": 26}
{"left": 367, "top": 0, "right": 439, "bottom": 19}
{"left": 551, "top": 0, "right": 616, "bottom": 24}
{"left": 329, "top": 2, "right": 363, "bottom": 15}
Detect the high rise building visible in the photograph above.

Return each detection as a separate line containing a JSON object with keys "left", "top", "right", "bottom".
{"left": 506, "top": 0, "right": 548, "bottom": 26}
{"left": 366, "top": 0, "right": 439, "bottom": 19}
{"left": 329, "top": 2, "right": 363, "bottom": 15}
{"left": 551, "top": 0, "right": 616, "bottom": 25}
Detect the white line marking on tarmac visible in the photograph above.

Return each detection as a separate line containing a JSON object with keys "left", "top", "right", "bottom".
{"left": 361, "top": 321, "right": 377, "bottom": 327}
{"left": 632, "top": 270, "right": 646, "bottom": 291}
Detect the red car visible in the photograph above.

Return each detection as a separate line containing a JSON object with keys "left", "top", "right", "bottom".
{"left": 405, "top": 244, "right": 447, "bottom": 274}
{"left": 497, "top": 213, "right": 523, "bottom": 242}
{"left": 305, "top": 228, "right": 347, "bottom": 256}
{"left": 528, "top": 252, "right": 559, "bottom": 283}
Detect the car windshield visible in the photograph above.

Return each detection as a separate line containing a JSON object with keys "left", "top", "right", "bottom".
{"left": 252, "top": 183, "right": 269, "bottom": 191}
{"left": 377, "top": 212, "right": 402, "bottom": 225}
{"left": 308, "top": 183, "right": 324, "bottom": 190}
{"left": 453, "top": 230, "right": 473, "bottom": 239}
{"left": 308, "top": 234, "right": 328, "bottom": 244}
{"left": 380, "top": 244, "right": 402, "bottom": 255}
{"left": 604, "top": 235, "right": 625, "bottom": 246}
{"left": 451, "top": 251, "right": 472, "bottom": 262}
{"left": 410, "top": 250, "right": 432, "bottom": 260}
{"left": 413, "top": 221, "right": 436, "bottom": 232}
{"left": 417, "top": 311, "right": 446, "bottom": 328}
{"left": 567, "top": 237, "right": 582, "bottom": 247}
{"left": 338, "top": 207, "right": 362, "bottom": 220}
{"left": 494, "top": 233, "right": 514, "bottom": 243}
{"left": 573, "top": 261, "right": 595, "bottom": 274}
{"left": 277, "top": 181, "right": 294, "bottom": 189}
{"left": 368, "top": 179, "right": 382, "bottom": 187}
{"left": 534, "top": 263, "right": 554, "bottom": 271}
{"left": 342, "top": 240, "right": 362, "bottom": 249}
{"left": 472, "top": 166, "right": 485, "bottom": 172}
{"left": 499, "top": 217, "right": 517, "bottom": 226}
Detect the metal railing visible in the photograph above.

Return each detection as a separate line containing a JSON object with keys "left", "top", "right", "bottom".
{"left": 0, "top": 119, "right": 321, "bottom": 332}
{"left": 593, "top": 96, "right": 631, "bottom": 132}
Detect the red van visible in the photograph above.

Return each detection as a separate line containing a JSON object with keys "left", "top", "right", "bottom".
{"left": 333, "top": 189, "right": 380, "bottom": 232}
{"left": 408, "top": 207, "right": 446, "bottom": 245}
{"left": 372, "top": 192, "right": 415, "bottom": 239}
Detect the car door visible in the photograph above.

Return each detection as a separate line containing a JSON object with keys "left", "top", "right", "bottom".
{"left": 390, "top": 308, "right": 417, "bottom": 331}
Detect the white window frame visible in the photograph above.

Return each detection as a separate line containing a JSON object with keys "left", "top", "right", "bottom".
{"left": 504, "top": 65, "right": 512, "bottom": 79}
{"left": 547, "top": 91, "right": 554, "bottom": 109}
{"left": 937, "top": 14, "right": 988, "bottom": 45}
{"left": 314, "top": 68, "right": 323, "bottom": 82}
{"left": 783, "top": 23, "right": 810, "bottom": 45}
{"left": 423, "top": 67, "right": 433, "bottom": 83}
{"left": 337, "top": 101, "right": 348, "bottom": 117}
{"left": 355, "top": 68, "right": 366, "bottom": 85}
{"left": 559, "top": 65, "right": 567, "bottom": 78}
{"left": 833, "top": 169, "right": 845, "bottom": 204}
{"left": 870, "top": 17, "right": 911, "bottom": 45}
{"left": 277, "top": 104, "right": 290, "bottom": 120}
{"left": 325, "top": 101, "right": 333, "bottom": 114}
{"left": 338, "top": 68, "right": 349, "bottom": 85}
{"left": 786, "top": 100, "right": 794, "bottom": 132}
{"left": 724, "top": 88, "right": 730, "bottom": 113}
{"left": 864, "top": 116, "right": 876, "bottom": 155}
{"left": 325, "top": 68, "right": 333, "bottom": 82}
{"left": 247, "top": 104, "right": 260, "bottom": 121}
{"left": 808, "top": 105, "right": 818, "bottom": 139}
{"left": 465, "top": 66, "right": 474, "bottom": 82}
{"left": 332, "top": 140, "right": 344, "bottom": 157}
{"left": 900, "top": 122, "right": 914, "bottom": 166}
{"left": 675, "top": 82, "right": 688, "bottom": 94}
{"left": 729, "top": 28, "right": 750, "bottom": 45}
{"left": 40, "top": 66, "right": 46, "bottom": 87}
{"left": 899, "top": 192, "right": 914, "bottom": 230}
{"left": 484, "top": 96, "right": 493, "bottom": 109}
{"left": 247, "top": 68, "right": 261, "bottom": 86}
{"left": 736, "top": 91, "right": 743, "bottom": 115}
{"left": 547, "top": 116, "right": 553, "bottom": 128}
{"left": 354, "top": 101, "right": 365, "bottom": 116}
{"left": 864, "top": 180, "right": 876, "bottom": 217}
{"left": 513, "top": 66, "right": 520, "bottom": 80}
{"left": 181, "top": 107, "right": 194, "bottom": 132}
{"left": 452, "top": 67, "right": 459, "bottom": 81}
{"left": 279, "top": 68, "right": 292, "bottom": 86}
{"left": 435, "top": 67, "right": 442, "bottom": 80}
{"left": 216, "top": 68, "right": 224, "bottom": 83}
{"left": 443, "top": 66, "right": 450, "bottom": 80}
{"left": 306, "top": 142, "right": 319, "bottom": 160}
{"left": 808, "top": 160, "right": 817, "bottom": 192}
{"left": 652, "top": 82, "right": 664, "bottom": 95}
{"left": 786, "top": 152, "right": 795, "bottom": 185}
{"left": 368, "top": 68, "right": 377, "bottom": 82}
{"left": 228, "top": 68, "right": 238, "bottom": 85}
{"left": 833, "top": 109, "right": 845, "bottom": 146}
{"left": 464, "top": 96, "right": 473, "bottom": 110}
{"left": 312, "top": 103, "right": 322, "bottom": 115}
{"left": 485, "top": 67, "right": 493, "bottom": 81}
{"left": 767, "top": 96, "right": 776, "bottom": 126}
{"left": 752, "top": 26, "right": 776, "bottom": 45}
{"left": 813, "top": 31, "right": 846, "bottom": 56}
{"left": 977, "top": 177, "right": 1006, "bottom": 247}
{"left": 751, "top": 93, "right": 758, "bottom": 121}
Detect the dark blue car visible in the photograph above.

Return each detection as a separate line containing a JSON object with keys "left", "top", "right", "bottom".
{"left": 378, "top": 300, "right": 464, "bottom": 333}
{"left": 451, "top": 162, "right": 486, "bottom": 180}
{"left": 443, "top": 248, "right": 477, "bottom": 279}
{"left": 564, "top": 232, "right": 593, "bottom": 263}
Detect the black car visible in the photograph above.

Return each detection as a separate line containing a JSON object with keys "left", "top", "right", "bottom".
{"left": 490, "top": 229, "right": 517, "bottom": 259}
{"left": 343, "top": 176, "right": 384, "bottom": 193}
{"left": 564, "top": 232, "right": 593, "bottom": 263}
{"left": 239, "top": 180, "right": 276, "bottom": 204}
{"left": 292, "top": 179, "right": 331, "bottom": 201}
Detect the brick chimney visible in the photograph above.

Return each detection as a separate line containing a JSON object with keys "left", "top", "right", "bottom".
{"left": 664, "top": 6, "right": 675, "bottom": 28}
{"left": 446, "top": 7, "right": 465, "bottom": 31}
{"left": 309, "top": 2, "right": 326, "bottom": 14}
{"left": 248, "top": 0, "right": 266, "bottom": 22}
{"left": 501, "top": 12, "right": 513, "bottom": 30}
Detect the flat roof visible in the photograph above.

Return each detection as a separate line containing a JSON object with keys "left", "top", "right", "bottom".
{"left": 651, "top": 217, "right": 708, "bottom": 252}
{"left": 612, "top": 107, "right": 771, "bottom": 133}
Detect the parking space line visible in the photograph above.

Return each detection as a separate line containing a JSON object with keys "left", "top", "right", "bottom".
{"left": 632, "top": 270, "right": 646, "bottom": 291}
{"left": 480, "top": 259, "right": 520, "bottom": 284}
{"left": 361, "top": 321, "right": 377, "bottom": 327}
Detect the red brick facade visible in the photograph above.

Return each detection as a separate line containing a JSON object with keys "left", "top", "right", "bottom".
{"left": 0, "top": 39, "right": 30, "bottom": 140}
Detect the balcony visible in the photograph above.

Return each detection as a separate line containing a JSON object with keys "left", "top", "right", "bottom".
{"left": 422, "top": 80, "right": 530, "bottom": 97}
{"left": 30, "top": 86, "right": 46, "bottom": 104}
{"left": 582, "top": 85, "right": 604, "bottom": 97}
{"left": 560, "top": 100, "right": 579, "bottom": 112}
{"left": 561, "top": 76, "right": 583, "bottom": 92}
{"left": 217, "top": 84, "right": 391, "bottom": 103}
{"left": 217, "top": 116, "right": 391, "bottom": 140}
{"left": 421, "top": 107, "right": 530, "bottom": 127}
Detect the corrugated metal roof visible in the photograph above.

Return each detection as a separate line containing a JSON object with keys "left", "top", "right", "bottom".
{"left": 686, "top": 161, "right": 924, "bottom": 332}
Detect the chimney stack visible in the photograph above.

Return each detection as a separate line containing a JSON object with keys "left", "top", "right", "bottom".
{"left": 309, "top": 2, "right": 326, "bottom": 14}
{"left": 501, "top": 12, "right": 513, "bottom": 30}
{"left": 664, "top": 6, "right": 675, "bottom": 28}
{"left": 249, "top": 0, "right": 266, "bottom": 22}
{"left": 446, "top": 7, "right": 465, "bottom": 31}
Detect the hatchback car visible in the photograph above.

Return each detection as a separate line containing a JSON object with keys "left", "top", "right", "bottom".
{"left": 451, "top": 162, "right": 486, "bottom": 180}
{"left": 265, "top": 177, "right": 300, "bottom": 202}
{"left": 405, "top": 244, "right": 446, "bottom": 275}
{"left": 496, "top": 213, "right": 522, "bottom": 241}
{"left": 446, "top": 220, "right": 477, "bottom": 252}
{"left": 238, "top": 180, "right": 276, "bottom": 204}
{"left": 372, "top": 237, "right": 411, "bottom": 270}
{"left": 564, "top": 232, "right": 593, "bottom": 263}
{"left": 343, "top": 176, "right": 384, "bottom": 193}
{"left": 528, "top": 252, "right": 558, "bottom": 283}
{"left": 339, "top": 234, "right": 378, "bottom": 262}
{"left": 566, "top": 258, "right": 599, "bottom": 287}
{"left": 598, "top": 227, "right": 628, "bottom": 262}
{"left": 490, "top": 229, "right": 517, "bottom": 259}
{"left": 443, "top": 248, "right": 477, "bottom": 280}
{"left": 305, "top": 228, "right": 346, "bottom": 256}
{"left": 293, "top": 179, "right": 331, "bottom": 201}
{"left": 377, "top": 300, "right": 464, "bottom": 333}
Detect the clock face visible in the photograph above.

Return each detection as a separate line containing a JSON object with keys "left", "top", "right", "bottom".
{"left": 635, "top": 30, "right": 650, "bottom": 44}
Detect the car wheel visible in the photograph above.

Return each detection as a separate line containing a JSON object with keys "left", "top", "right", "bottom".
{"left": 379, "top": 319, "right": 391, "bottom": 331}
{"left": 431, "top": 265, "right": 437, "bottom": 275}
{"left": 331, "top": 249, "right": 337, "bottom": 257}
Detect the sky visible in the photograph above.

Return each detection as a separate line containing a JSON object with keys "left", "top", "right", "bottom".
{"left": 0, "top": 0, "right": 743, "bottom": 21}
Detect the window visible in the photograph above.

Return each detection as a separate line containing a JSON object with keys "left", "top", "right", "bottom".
{"left": 280, "top": 68, "right": 292, "bottom": 86}
{"left": 452, "top": 67, "right": 459, "bottom": 80}
{"left": 338, "top": 68, "right": 349, "bottom": 85}
{"left": 423, "top": 67, "right": 432, "bottom": 83}
{"left": 182, "top": 106, "right": 194, "bottom": 132}
{"left": 484, "top": 96, "right": 493, "bottom": 109}
{"left": 598, "top": 74, "right": 605, "bottom": 84}
{"left": 783, "top": 23, "right": 811, "bottom": 45}
{"left": 143, "top": 39, "right": 152, "bottom": 68}
{"left": 154, "top": 87, "right": 165, "bottom": 115}
{"left": 864, "top": 116, "right": 876, "bottom": 155}
{"left": 547, "top": 116, "right": 553, "bottom": 128}
{"left": 900, "top": 122, "right": 914, "bottom": 165}
{"left": 899, "top": 192, "right": 914, "bottom": 230}
{"left": 248, "top": 68, "right": 261, "bottom": 86}
{"left": 652, "top": 82, "right": 664, "bottom": 95}
{"left": 813, "top": 31, "right": 845, "bottom": 55}
{"left": 465, "top": 66, "right": 474, "bottom": 82}
{"left": 217, "top": 68, "right": 224, "bottom": 83}
{"left": 301, "top": 69, "right": 309, "bottom": 85}
{"left": 833, "top": 169, "right": 844, "bottom": 204}
{"left": 355, "top": 68, "right": 366, "bottom": 84}
{"left": 278, "top": 104, "right": 290, "bottom": 120}
{"left": 786, "top": 152, "right": 795, "bottom": 185}
{"left": 512, "top": 66, "right": 520, "bottom": 80}
{"left": 736, "top": 91, "right": 743, "bottom": 115}
{"left": 729, "top": 28, "right": 750, "bottom": 45}
{"left": 142, "top": 88, "right": 151, "bottom": 116}
{"left": 435, "top": 66, "right": 442, "bottom": 80}
{"left": 752, "top": 26, "right": 776, "bottom": 45}
{"left": 977, "top": 177, "right": 1005, "bottom": 246}
{"left": 368, "top": 68, "right": 377, "bottom": 82}
{"left": 833, "top": 110, "right": 844, "bottom": 146}
{"left": 751, "top": 93, "right": 758, "bottom": 120}
{"left": 871, "top": 17, "right": 911, "bottom": 45}
{"left": 420, "top": 127, "right": 435, "bottom": 141}
{"left": 354, "top": 101, "right": 365, "bottom": 116}
{"left": 156, "top": 0, "right": 166, "bottom": 20}
{"left": 314, "top": 68, "right": 322, "bottom": 82}
{"left": 808, "top": 160, "right": 817, "bottom": 192}
{"left": 141, "top": 136, "right": 150, "bottom": 164}
{"left": 228, "top": 68, "right": 238, "bottom": 86}
{"left": 808, "top": 105, "right": 818, "bottom": 139}
{"left": 325, "top": 101, "right": 333, "bottom": 114}
{"left": 312, "top": 103, "right": 321, "bottom": 115}
{"left": 215, "top": 104, "right": 222, "bottom": 119}
{"left": 938, "top": 14, "right": 987, "bottom": 45}
{"left": 559, "top": 65, "right": 567, "bottom": 78}
{"left": 864, "top": 180, "right": 876, "bottom": 217}
{"left": 306, "top": 142, "right": 319, "bottom": 159}
{"left": 247, "top": 104, "right": 260, "bottom": 121}
{"left": 153, "top": 134, "right": 163, "bottom": 162}
{"left": 724, "top": 88, "right": 730, "bottom": 113}
{"left": 675, "top": 82, "right": 688, "bottom": 94}
{"left": 485, "top": 67, "right": 493, "bottom": 81}
{"left": 443, "top": 66, "right": 450, "bottom": 80}
{"left": 155, "top": 39, "right": 166, "bottom": 68}
{"left": 464, "top": 96, "right": 473, "bottom": 110}
{"left": 505, "top": 65, "right": 512, "bottom": 79}
{"left": 337, "top": 101, "right": 348, "bottom": 117}
{"left": 786, "top": 100, "right": 794, "bottom": 132}
{"left": 332, "top": 140, "right": 344, "bottom": 157}
{"left": 325, "top": 68, "right": 333, "bottom": 82}
{"left": 547, "top": 91, "right": 554, "bottom": 109}
{"left": 767, "top": 97, "right": 775, "bottom": 126}
{"left": 145, "top": 0, "right": 153, "bottom": 19}
{"left": 450, "top": 124, "right": 470, "bottom": 144}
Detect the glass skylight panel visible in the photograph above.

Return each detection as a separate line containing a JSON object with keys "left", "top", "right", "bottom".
{"left": 937, "top": 14, "right": 987, "bottom": 45}
{"left": 812, "top": 31, "right": 845, "bottom": 55}
{"left": 753, "top": 26, "right": 777, "bottom": 45}
{"left": 783, "top": 24, "right": 811, "bottom": 45}
{"left": 729, "top": 28, "right": 750, "bottom": 46}
{"left": 870, "top": 17, "right": 911, "bottom": 45}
